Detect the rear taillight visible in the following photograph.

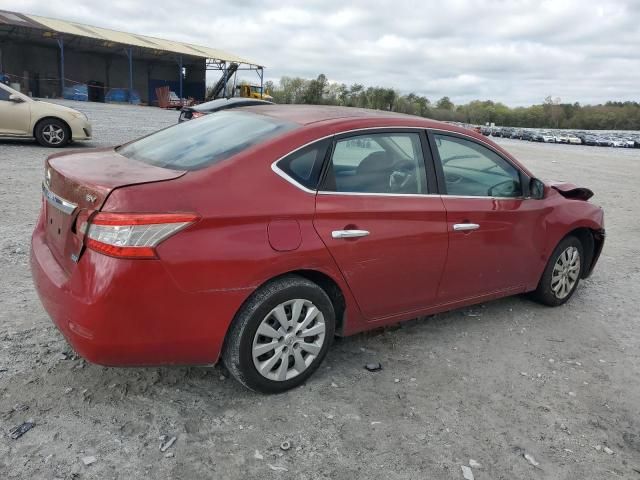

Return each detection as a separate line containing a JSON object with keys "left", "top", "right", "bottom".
{"left": 85, "top": 213, "right": 198, "bottom": 259}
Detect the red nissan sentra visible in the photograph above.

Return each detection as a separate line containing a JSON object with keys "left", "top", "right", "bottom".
{"left": 31, "top": 105, "right": 605, "bottom": 393}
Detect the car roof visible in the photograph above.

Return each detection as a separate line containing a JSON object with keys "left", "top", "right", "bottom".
{"left": 238, "top": 104, "right": 448, "bottom": 127}
{"left": 193, "top": 97, "right": 272, "bottom": 110}
{"left": 234, "top": 104, "right": 535, "bottom": 178}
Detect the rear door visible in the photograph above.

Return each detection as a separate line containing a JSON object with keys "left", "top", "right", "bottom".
{"left": 428, "top": 131, "right": 543, "bottom": 302}
{"left": 313, "top": 129, "right": 448, "bottom": 320}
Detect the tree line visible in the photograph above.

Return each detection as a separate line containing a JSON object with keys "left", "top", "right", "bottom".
{"left": 263, "top": 74, "right": 640, "bottom": 131}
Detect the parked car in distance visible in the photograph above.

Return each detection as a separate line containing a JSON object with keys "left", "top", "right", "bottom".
{"left": 178, "top": 97, "right": 273, "bottom": 122}
{"left": 31, "top": 105, "right": 605, "bottom": 393}
{"left": 0, "top": 82, "right": 92, "bottom": 147}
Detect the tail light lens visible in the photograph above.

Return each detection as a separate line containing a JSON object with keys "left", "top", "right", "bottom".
{"left": 85, "top": 213, "right": 198, "bottom": 259}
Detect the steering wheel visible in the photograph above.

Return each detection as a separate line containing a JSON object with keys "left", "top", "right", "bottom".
{"left": 445, "top": 172, "right": 462, "bottom": 184}
{"left": 389, "top": 159, "right": 415, "bottom": 191}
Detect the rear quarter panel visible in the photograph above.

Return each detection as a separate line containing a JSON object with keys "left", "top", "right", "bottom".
{"left": 101, "top": 128, "right": 368, "bottom": 334}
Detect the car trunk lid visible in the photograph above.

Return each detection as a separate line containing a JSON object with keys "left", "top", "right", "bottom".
{"left": 42, "top": 148, "right": 186, "bottom": 273}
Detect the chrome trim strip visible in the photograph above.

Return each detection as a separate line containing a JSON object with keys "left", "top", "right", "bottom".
{"left": 442, "top": 194, "right": 525, "bottom": 200}
{"left": 42, "top": 182, "right": 77, "bottom": 215}
{"left": 270, "top": 162, "right": 317, "bottom": 194}
{"left": 317, "top": 190, "right": 439, "bottom": 198}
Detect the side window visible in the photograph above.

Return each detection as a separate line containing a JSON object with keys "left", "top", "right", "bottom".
{"left": 326, "top": 132, "right": 428, "bottom": 194}
{"left": 276, "top": 139, "right": 330, "bottom": 190}
{"left": 0, "top": 87, "right": 11, "bottom": 101}
{"left": 434, "top": 134, "right": 522, "bottom": 198}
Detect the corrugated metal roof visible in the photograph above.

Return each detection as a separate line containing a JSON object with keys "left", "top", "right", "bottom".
{"left": 0, "top": 9, "right": 261, "bottom": 66}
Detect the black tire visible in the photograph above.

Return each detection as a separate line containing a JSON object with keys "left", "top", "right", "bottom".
{"left": 531, "top": 236, "right": 584, "bottom": 306}
{"left": 35, "top": 118, "right": 70, "bottom": 148}
{"left": 222, "top": 275, "right": 335, "bottom": 393}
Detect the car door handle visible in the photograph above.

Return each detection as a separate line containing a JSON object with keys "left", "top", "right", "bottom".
{"left": 331, "top": 229, "right": 370, "bottom": 239}
{"left": 453, "top": 223, "right": 480, "bottom": 232}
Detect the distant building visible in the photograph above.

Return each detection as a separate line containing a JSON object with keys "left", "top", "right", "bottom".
{"left": 0, "top": 9, "right": 264, "bottom": 104}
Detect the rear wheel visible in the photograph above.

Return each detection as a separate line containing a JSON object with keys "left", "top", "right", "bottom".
{"left": 222, "top": 275, "right": 335, "bottom": 393}
{"left": 531, "top": 236, "right": 583, "bottom": 306}
{"left": 35, "top": 119, "right": 70, "bottom": 147}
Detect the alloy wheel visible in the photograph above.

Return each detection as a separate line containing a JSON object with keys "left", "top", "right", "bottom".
{"left": 42, "top": 124, "right": 66, "bottom": 145}
{"left": 252, "top": 298, "right": 326, "bottom": 381}
{"left": 551, "top": 246, "right": 581, "bottom": 299}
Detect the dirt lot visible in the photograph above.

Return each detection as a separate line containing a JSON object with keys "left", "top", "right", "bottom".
{"left": 1, "top": 101, "right": 639, "bottom": 480}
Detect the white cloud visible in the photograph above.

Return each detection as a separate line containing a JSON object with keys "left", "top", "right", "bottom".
{"left": 3, "top": 0, "right": 639, "bottom": 105}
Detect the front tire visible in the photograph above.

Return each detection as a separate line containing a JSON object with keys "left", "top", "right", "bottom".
{"left": 35, "top": 119, "right": 70, "bottom": 148}
{"left": 222, "top": 275, "right": 335, "bottom": 393}
{"left": 531, "top": 236, "right": 584, "bottom": 306}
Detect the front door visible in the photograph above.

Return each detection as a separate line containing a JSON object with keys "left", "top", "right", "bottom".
{"left": 313, "top": 130, "right": 448, "bottom": 320}
{"left": 0, "top": 85, "right": 31, "bottom": 135}
{"left": 429, "top": 132, "right": 543, "bottom": 302}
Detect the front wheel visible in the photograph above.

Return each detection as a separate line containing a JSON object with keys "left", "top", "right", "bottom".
{"left": 35, "top": 119, "right": 70, "bottom": 147}
{"left": 222, "top": 275, "right": 335, "bottom": 393}
{"left": 531, "top": 236, "right": 584, "bottom": 306}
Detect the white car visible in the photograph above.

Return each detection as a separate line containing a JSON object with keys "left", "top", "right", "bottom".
{"left": 567, "top": 135, "right": 582, "bottom": 145}
{"left": 0, "top": 82, "right": 92, "bottom": 147}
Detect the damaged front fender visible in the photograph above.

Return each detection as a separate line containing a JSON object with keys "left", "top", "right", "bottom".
{"left": 547, "top": 181, "right": 594, "bottom": 201}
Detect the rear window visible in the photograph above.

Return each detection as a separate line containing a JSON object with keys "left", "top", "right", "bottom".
{"left": 117, "top": 111, "right": 295, "bottom": 170}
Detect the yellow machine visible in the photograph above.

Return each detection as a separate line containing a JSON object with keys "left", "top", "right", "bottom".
{"left": 237, "top": 84, "right": 273, "bottom": 101}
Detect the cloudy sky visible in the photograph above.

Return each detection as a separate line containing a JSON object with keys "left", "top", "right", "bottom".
{"left": 4, "top": 0, "right": 639, "bottom": 105}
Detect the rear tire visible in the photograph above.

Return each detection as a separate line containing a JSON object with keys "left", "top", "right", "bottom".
{"left": 531, "top": 236, "right": 584, "bottom": 306}
{"left": 35, "top": 119, "right": 70, "bottom": 148}
{"left": 222, "top": 275, "right": 335, "bottom": 393}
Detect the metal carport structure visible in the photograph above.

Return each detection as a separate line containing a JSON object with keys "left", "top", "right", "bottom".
{"left": 0, "top": 9, "right": 264, "bottom": 104}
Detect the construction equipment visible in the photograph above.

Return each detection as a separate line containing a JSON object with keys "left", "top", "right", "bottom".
{"left": 236, "top": 83, "right": 273, "bottom": 101}
{"left": 208, "top": 63, "right": 239, "bottom": 100}
{"left": 206, "top": 64, "right": 273, "bottom": 102}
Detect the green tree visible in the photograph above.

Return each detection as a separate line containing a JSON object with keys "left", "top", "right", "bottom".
{"left": 436, "top": 96, "right": 454, "bottom": 110}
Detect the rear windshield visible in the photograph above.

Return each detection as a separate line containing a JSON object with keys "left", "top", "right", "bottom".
{"left": 117, "top": 111, "right": 296, "bottom": 170}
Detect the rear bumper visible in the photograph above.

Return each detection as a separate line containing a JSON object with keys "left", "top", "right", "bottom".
{"left": 30, "top": 221, "right": 251, "bottom": 366}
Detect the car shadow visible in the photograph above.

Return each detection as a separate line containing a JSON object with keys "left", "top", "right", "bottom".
{"left": 63, "top": 294, "right": 552, "bottom": 407}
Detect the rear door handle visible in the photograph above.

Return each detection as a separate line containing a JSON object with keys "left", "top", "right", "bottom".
{"left": 453, "top": 223, "right": 480, "bottom": 232}
{"left": 332, "top": 229, "right": 370, "bottom": 239}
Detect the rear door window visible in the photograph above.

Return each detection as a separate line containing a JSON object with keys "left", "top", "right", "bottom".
{"left": 118, "top": 111, "right": 296, "bottom": 171}
{"left": 276, "top": 139, "right": 330, "bottom": 190}
{"left": 323, "top": 132, "right": 429, "bottom": 195}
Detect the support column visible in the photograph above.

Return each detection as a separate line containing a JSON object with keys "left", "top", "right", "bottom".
{"left": 126, "top": 47, "right": 133, "bottom": 104}
{"left": 222, "top": 61, "right": 227, "bottom": 98}
{"left": 259, "top": 67, "right": 264, "bottom": 99}
{"left": 57, "top": 38, "right": 64, "bottom": 97}
{"left": 178, "top": 55, "right": 183, "bottom": 100}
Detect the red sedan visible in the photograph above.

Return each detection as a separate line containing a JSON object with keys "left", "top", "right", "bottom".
{"left": 31, "top": 106, "right": 605, "bottom": 393}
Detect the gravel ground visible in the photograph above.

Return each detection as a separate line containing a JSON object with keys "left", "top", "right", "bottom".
{"left": 1, "top": 101, "right": 639, "bottom": 480}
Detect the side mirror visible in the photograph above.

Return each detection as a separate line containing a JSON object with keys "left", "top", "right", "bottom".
{"left": 9, "top": 94, "right": 24, "bottom": 103}
{"left": 530, "top": 178, "right": 545, "bottom": 199}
